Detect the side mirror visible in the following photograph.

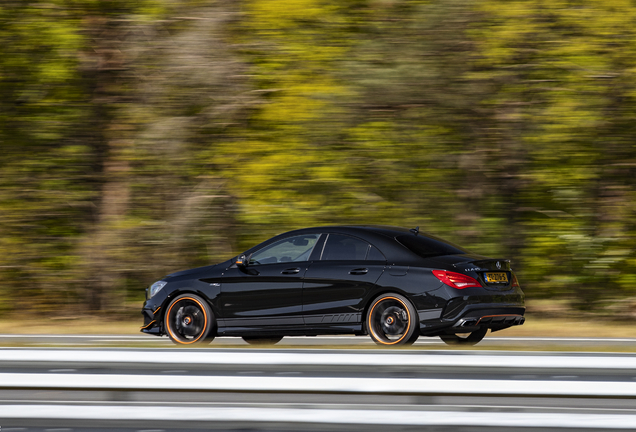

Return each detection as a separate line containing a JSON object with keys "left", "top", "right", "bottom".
{"left": 235, "top": 254, "right": 249, "bottom": 268}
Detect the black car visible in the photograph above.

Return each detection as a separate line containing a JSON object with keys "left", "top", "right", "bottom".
{"left": 141, "top": 225, "right": 525, "bottom": 346}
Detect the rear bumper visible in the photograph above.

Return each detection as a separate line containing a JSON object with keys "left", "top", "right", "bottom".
{"left": 451, "top": 310, "right": 525, "bottom": 333}
{"left": 419, "top": 301, "right": 526, "bottom": 336}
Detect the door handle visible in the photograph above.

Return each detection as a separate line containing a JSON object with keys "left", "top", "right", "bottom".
{"left": 282, "top": 268, "right": 300, "bottom": 275}
{"left": 349, "top": 268, "right": 368, "bottom": 275}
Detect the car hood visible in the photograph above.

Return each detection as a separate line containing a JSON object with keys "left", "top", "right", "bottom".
{"left": 166, "top": 263, "right": 221, "bottom": 280}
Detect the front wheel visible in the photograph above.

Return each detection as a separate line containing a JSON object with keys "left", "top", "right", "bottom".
{"left": 367, "top": 293, "right": 418, "bottom": 346}
{"left": 439, "top": 328, "right": 488, "bottom": 346}
{"left": 165, "top": 294, "right": 215, "bottom": 345}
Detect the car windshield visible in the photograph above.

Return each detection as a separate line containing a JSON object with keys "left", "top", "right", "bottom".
{"left": 396, "top": 234, "right": 468, "bottom": 258}
{"left": 249, "top": 234, "right": 320, "bottom": 265}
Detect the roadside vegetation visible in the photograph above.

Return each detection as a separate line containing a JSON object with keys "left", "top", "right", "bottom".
{"left": 1, "top": 0, "right": 635, "bottom": 319}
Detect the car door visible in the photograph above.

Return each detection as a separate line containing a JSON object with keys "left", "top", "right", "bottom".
{"left": 220, "top": 234, "right": 321, "bottom": 330}
{"left": 302, "top": 233, "right": 387, "bottom": 327}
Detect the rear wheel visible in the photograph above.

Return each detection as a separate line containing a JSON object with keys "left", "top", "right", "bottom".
{"left": 439, "top": 328, "right": 488, "bottom": 346}
{"left": 242, "top": 336, "right": 283, "bottom": 345}
{"left": 367, "top": 293, "right": 418, "bottom": 346}
{"left": 165, "top": 294, "right": 214, "bottom": 345}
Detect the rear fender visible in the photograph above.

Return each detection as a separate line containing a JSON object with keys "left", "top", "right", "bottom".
{"left": 370, "top": 267, "right": 446, "bottom": 325}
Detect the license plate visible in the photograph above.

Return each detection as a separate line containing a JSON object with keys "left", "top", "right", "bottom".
{"left": 485, "top": 272, "right": 508, "bottom": 283}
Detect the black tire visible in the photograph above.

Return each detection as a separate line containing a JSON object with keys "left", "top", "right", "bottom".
{"left": 405, "top": 329, "right": 420, "bottom": 345}
{"left": 367, "top": 293, "right": 418, "bottom": 346}
{"left": 242, "top": 336, "right": 283, "bottom": 345}
{"left": 165, "top": 294, "right": 214, "bottom": 345}
{"left": 439, "top": 327, "right": 488, "bottom": 346}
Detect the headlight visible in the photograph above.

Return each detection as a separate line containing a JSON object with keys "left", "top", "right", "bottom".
{"left": 149, "top": 281, "right": 167, "bottom": 298}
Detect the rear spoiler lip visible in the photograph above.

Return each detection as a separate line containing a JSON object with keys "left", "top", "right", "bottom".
{"left": 424, "top": 254, "right": 514, "bottom": 271}
{"left": 453, "top": 258, "right": 512, "bottom": 271}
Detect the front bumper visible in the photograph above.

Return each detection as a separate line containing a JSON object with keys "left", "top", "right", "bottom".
{"left": 140, "top": 303, "right": 163, "bottom": 336}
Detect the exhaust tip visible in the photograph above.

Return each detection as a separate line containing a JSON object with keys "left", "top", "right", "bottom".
{"left": 455, "top": 318, "right": 478, "bottom": 328}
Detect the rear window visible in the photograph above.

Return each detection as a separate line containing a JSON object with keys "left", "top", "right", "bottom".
{"left": 396, "top": 234, "right": 467, "bottom": 258}
{"left": 321, "top": 234, "right": 369, "bottom": 261}
{"left": 320, "top": 234, "right": 387, "bottom": 261}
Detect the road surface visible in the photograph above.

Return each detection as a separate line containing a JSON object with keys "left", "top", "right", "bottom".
{"left": 0, "top": 333, "right": 635, "bottom": 348}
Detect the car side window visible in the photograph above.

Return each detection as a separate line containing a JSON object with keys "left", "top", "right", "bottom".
{"left": 249, "top": 234, "right": 320, "bottom": 265}
{"left": 367, "top": 245, "right": 386, "bottom": 261}
{"left": 321, "top": 234, "right": 371, "bottom": 261}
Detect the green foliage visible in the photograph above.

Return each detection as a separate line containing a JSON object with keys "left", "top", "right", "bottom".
{"left": 0, "top": 0, "right": 634, "bottom": 316}
{"left": 469, "top": 0, "right": 636, "bottom": 308}
{"left": 0, "top": 1, "right": 91, "bottom": 312}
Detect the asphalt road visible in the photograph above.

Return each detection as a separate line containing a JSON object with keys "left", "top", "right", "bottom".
{"left": 1, "top": 333, "right": 635, "bottom": 348}
{"left": 0, "top": 347, "right": 635, "bottom": 431}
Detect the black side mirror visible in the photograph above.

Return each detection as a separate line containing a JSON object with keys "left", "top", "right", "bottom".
{"left": 235, "top": 254, "right": 249, "bottom": 268}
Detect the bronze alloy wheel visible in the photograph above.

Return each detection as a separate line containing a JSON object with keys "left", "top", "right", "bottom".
{"left": 439, "top": 327, "right": 488, "bottom": 346}
{"left": 165, "top": 294, "right": 214, "bottom": 345}
{"left": 367, "top": 293, "right": 418, "bottom": 346}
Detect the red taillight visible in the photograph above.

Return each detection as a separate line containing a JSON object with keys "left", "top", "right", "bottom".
{"left": 432, "top": 270, "right": 482, "bottom": 289}
{"left": 511, "top": 273, "right": 520, "bottom": 288}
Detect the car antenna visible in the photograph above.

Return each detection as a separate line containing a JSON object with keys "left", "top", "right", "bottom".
{"left": 410, "top": 226, "right": 419, "bottom": 236}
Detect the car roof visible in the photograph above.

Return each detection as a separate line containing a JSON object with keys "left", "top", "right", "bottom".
{"left": 255, "top": 225, "right": 447, "bottom": 264}
{"left": 282, "top": 224, "right": 410, "bottom": 235}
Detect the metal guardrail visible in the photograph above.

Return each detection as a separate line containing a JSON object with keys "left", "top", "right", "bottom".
{"left": 1, "top": 349, "right": 635, "bottom": 430}
{"left": 1, "top": 372, "right": 636, "bottom": 397}
{"left": 0, "top": 405, "right": 635, "bottom": 429}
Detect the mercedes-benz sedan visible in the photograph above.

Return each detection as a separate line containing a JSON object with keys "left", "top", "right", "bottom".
{"left": 141, "top": 225, "right": 525, "bottom": 346}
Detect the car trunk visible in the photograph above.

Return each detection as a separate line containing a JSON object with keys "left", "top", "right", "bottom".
{"left": 429, "top": 254, "right": 515, "bottom": 292}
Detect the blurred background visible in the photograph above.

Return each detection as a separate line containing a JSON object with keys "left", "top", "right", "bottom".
{"left": 1, "top": 0, "right": 635, "bottom": 321}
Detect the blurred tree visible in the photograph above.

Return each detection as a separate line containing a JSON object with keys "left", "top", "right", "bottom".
{"left": 0, "top": 0, "right": 634, "bottom": 318}
{"left": 470, "top": 0, "right": 636, "bottom": 308}
{"left": 0, "top": 1, "right": 91, "bottom": 313}
{"left": 74, "top": 0, "right": 254, "bottom": 311}
{"left": 219, "top": 0, "right": 363, "bottom": 251}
